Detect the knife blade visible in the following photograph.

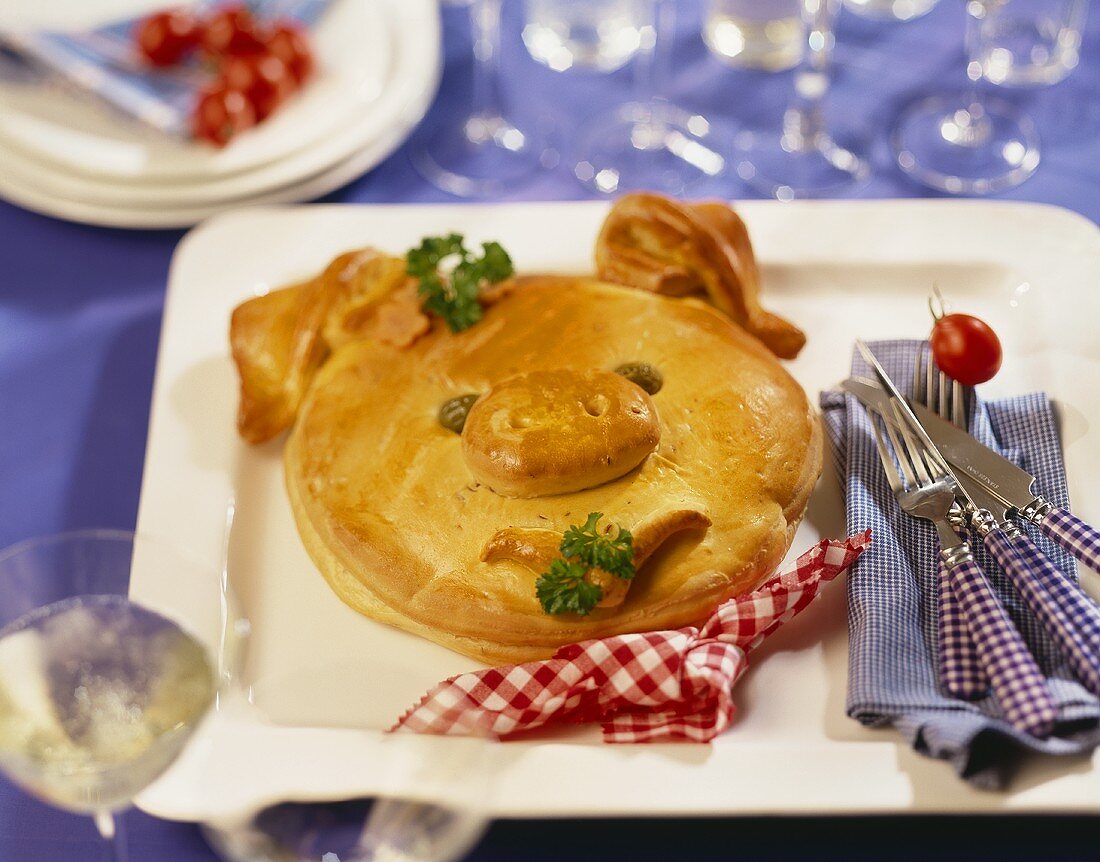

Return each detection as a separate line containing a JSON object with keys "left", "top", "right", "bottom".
{"left": 842, "top": 375, "right": 1100, "bottom": 688}
{"left": 841, "top": 376, "right": 1039, "bottom": 514}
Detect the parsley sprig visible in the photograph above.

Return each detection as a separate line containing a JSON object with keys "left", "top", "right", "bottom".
{"left": 536, "top": 513, "right": 635, "bottom": 616}
{"left": 405, "top": 234, "right": 514, "bottom": 332}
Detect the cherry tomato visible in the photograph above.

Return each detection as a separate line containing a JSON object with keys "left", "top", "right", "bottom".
{"left": 134, "top": 9, "right": 199, "bottom": 67}
{"left": 930, "top": 313, "right": 1003, "bottom": 386}
{"left": 192, "top": 84, "right": 256, "bottom": 147}
{"left": 221, "top": 53, "right": 294, "bottom": 120}
{"left": 266, "top": 21, "right": 314, "bottom": 85}
{"left": 200, "top": 5, "right": 266, "bottom": 58}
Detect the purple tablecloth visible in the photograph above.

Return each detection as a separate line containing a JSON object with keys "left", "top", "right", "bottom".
{"left": 1, "top": 2, "right": 1098, "bottom": 859}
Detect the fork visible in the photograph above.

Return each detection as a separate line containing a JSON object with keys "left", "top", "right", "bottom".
{"left": 914, "top": 347, "right": 1100, "bottom": 697}
{"left": 867, "top": 401, "right": 1057, "bottom": 738}
{"left": 909, "top": 349, "right": 988, "bottom": 700}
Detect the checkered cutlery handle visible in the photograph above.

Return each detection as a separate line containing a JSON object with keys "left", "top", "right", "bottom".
{"left": 1038, "top": 507, "right": 1100, "bottom": 575}
{"left": 946, "top": 554, "right": 1058, "bottom": 738}
{"left": 937, "top": 559, "right": 988, "bottom": 699}
{"left": 984, "top": 530, "right": 1100, "bottom": 698}
{"left": 1010, "top": 532, "right": 1100, "bottom": 659}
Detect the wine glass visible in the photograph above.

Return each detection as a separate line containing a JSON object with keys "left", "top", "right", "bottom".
{"left": 734, "top": 0, "right": 870, "bottom": 199}
{"left": 889, "top": 0, "right": 1060, "bottom": 195}
{"left": 573, "top": 0, "right": 729, "bottom": 196}
{"left": 843, "top": 0, "right": 940, "bottom": 22}
{"left": 411, "top": 0, "right": 557, "bottom": 198}
{"left": 0, "top": 530, "right": 244, "bottom": 862}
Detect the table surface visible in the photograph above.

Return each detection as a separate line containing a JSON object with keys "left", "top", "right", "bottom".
{"left": 2, "top": 2, "right": 1099, "bottom": 859}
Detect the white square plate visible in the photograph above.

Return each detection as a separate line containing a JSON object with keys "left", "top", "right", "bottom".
{"left": 134, "top": 201, "right": 1100, "bottom": 823}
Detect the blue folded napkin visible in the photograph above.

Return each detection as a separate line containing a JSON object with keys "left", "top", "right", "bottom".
{"left": 820, "top": 339, "right": 1100, "bottom": 789}
{"left": 0, "top": 0, "right": 331, "bottom": 136}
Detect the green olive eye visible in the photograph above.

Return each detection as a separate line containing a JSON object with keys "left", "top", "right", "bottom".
{"left": 614, "top": 362, "right": 663, "bottom": 395}
{"left": 439, "top": 394, "right": 480, "bottom": 434}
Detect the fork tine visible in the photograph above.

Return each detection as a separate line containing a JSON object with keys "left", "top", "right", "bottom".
{"left": 891, "top": 401, "right": 935, "bottom": 486}
{"left": 881, "top": 404, "right": 918, "bottom": 487}
{"left": 925, "top": 346, "right": 936, "bottom": 410}
{"left": 869, "top": 415, "right": 907, "bottom": 496}
{"left": 937, "top": 367, "right": 948, "bottom": 421}
{"left": 952, "top": 378, "right": 966, "bottom": 429}
{"left": 913, "top": 344, "right": 925, "bottom": 404}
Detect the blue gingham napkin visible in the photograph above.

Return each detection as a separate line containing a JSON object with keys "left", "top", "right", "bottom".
{"left": 0, "top": 0, "right": 331, "bottom": 136}
{"left": 820, "top": 339, "right": 1100, "bottom": 789}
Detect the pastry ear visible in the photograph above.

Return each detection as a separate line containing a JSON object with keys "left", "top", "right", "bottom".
{"left": 230, "top": 249, "right": 429, "bottom": 444}
{"left": 594, "top": 193, "right": 806, "bottom": 359}
{"left": 230, "top": 276, "right": 331, "bottom": 445}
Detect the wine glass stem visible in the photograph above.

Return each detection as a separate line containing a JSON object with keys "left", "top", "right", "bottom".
{"left": 633, "top": 0, "right": 673, "bottom": 103}
{"left": 470, "top": 0, "right": 505, "bottom": 120}
{"left": 94, "top": 810, "right": 130, "bottom": 862}
{"left": 782, "top": 0, "right": 840, "bottom": 153}
{"left": 945, "top": 0, "right": 994, "bottom": 147}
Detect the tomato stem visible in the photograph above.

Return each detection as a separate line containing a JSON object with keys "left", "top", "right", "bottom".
{"left": 928, "top": 284, "right": 947, "bottom": 322}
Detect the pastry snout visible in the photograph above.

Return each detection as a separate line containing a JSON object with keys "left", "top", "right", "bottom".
{"left": 461, "top": 368, "right": 660, "bottom": 497}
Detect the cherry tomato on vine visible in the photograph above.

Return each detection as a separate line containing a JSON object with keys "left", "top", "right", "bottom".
{"left": 930, "top": 311, "right": 1003, "bottom": 386}
{"left": 221, "top": 53, "right": 294, "bottom": 120}
{"left": 192, "top": 84, "right": 256, "bottom": 147}
{"left": 200, "top": 5, "right": 266, "bottom": 58}
{"left": 266, "top": 21, "right": 314, "bottom": 85}
{"left": 134, "top": 9, "right": 199, "bottom": 67}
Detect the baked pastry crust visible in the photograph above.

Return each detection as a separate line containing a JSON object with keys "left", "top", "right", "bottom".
{"left": 595, "top": 193, "right": 807, "bottom": 359}
{"left": 285, "top": 276, "right": 821, "bottom": 664}
{"left": 462, "top": 368, "right": 661, "bottom": 497}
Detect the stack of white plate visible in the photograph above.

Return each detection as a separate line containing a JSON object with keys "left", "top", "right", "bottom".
{"left": 0, "top": 0, "right": 440, "bottom": 228}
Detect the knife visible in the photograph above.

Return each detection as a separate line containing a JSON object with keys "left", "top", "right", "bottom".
{"left": 842, "top": 376, "right": 1100, "bottom": 575}
{"left": 852, "top": 344, "right": 1059, "bottom": 723}
{"left": 844, "top": 376, "right": 1100, "bottom": 693}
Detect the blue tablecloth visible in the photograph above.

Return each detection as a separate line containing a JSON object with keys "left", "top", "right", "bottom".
{"left": 1, "top": 2, "right": 1098, "bottom": 859}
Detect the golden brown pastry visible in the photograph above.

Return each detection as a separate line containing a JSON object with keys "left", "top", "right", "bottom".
{"left": 462, "top": 368, "right": 661, "bottom": 498}
{"left": 284, "top": 276, "right": 821, "bottom": 664}
{"left": 230, "top": 249, "right": 428, "bottom": 443}
{"left": 595, "top": 193, "right": 806, "bottom": 359}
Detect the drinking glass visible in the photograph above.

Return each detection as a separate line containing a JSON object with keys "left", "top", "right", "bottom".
{"left": 734, "top": 0, "right": 870, "bottom": 199}
{"left": 970, "top": 0, "right": 1087, "bottom": 86}
{"left": 523, "top": 0, "right": 645, "bottom": 72}
{"left": 889, "top": 0, "right": 1081, "bottom": 195}
{"left": 843, "top": 0, "right": 940, "bottom": 22}
{"left": 411, "top": 0, "right": 556, "bottom": 198}
{"left": 704, "top": 0, "right": 805, "bottom": 72}
{"left": 573, "top": 0, "right": 728, "bottom": 195}
{"left": 0, "top": 531, "right": 244, "bottom": 862}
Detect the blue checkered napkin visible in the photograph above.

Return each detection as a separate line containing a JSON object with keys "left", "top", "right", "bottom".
{"left": 0, "top": 0, "right": 332, "bottom": 137}
{"left": 820, "top": 339, "right": 1100, "bottom": 790}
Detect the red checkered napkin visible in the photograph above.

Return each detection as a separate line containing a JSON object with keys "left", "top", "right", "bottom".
{"left": 392, "top": 532, "right": 870, "bottom": 743}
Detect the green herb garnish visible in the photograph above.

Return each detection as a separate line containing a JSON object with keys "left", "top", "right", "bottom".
{"left": 536, "top": 559, "right": 604, "bottom": 617}
{"left": 535, "top": 512, "right": 635, "bottom": 616}
{"left": 405, "top": 234, "right": 514, "bottom": 332}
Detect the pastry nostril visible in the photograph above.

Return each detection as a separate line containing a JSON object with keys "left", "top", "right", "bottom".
{"left": 508, "top": 414, "right": 533, "bottom": 429}
{"left": 583, "top": 395, "right": 610, "bottom": 417}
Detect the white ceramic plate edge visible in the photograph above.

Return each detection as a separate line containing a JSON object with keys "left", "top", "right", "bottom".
{"left": 0, "top": 0, "right": 405, "bottom": 183}
{"left": 0, "top": 21, "right": 441, "bottom": 226}
{"left": 133, "top": 200, "right": 1100, "bottom": 823}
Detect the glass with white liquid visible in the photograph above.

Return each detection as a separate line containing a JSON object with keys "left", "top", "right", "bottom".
{"left": 523, "top": 0, "right": 646, "bottom": 72}
{"left": 703, "top": 0, "right": 805, "bottom": 72}
{"left": 0, "top": 531, "right": 243, "bottom": 862}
